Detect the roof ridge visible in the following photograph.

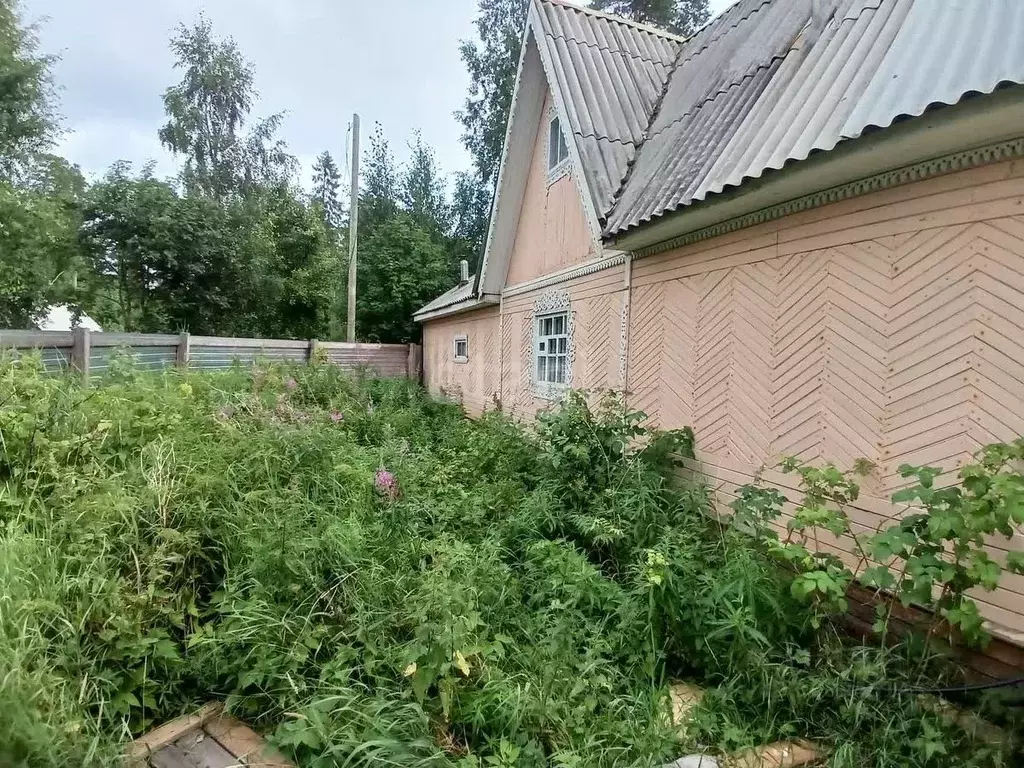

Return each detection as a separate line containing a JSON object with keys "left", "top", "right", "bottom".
{"left": 537, "top": 0, "right": 688, "bottom": 45}
{"left": 545, "top": 31, "right": 677, "bottom": 67}
{"left": 678, "top": 0, "right": 774, "bottom": 65}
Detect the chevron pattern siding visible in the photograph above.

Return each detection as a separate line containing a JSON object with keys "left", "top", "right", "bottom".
{"left": 885, "top": 219, "right": 1024, "bottom": 494}
{"left": 580, "top": 293, "right": 613, "bottom": 390}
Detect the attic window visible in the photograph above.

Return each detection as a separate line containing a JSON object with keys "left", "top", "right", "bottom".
{"left": 547, "top": 114, "right": 570, "bottom": 175}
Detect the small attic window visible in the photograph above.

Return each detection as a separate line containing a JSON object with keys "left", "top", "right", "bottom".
{"left": 547, "top": 114, "right": 570, "bottom": 174}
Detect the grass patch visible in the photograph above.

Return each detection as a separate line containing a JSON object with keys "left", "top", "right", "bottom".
{"left": 0, "top": 353, "right": 1019, "bottom": 766}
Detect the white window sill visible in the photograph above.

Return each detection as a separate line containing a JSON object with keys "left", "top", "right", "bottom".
{"left": 547, "top": 159, "right": 570, "bottom": 186}
{"left": 533, "top": 381, "right": 569, "bottom": 401}
{"left": 454, "top": 357, "right": 469, "bottom": 365}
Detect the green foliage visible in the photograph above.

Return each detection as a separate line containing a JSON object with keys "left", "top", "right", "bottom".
{"left": 158, "top": 15, "right": 294, "bottom": 200}
{"left": 79, "top": 163, "right": 340, "bottom": 338}
{"left": 457, "top": 0, "right": 529, "bottom": 187}
{"left": 311, "top": 150, "right": 344, "bottom": 230}
{"left": 0, "top": 180, "right": 81, "bottom": 326}
{"left": 731, "top": 446, "right": 1024, "bottom": 649}
{"left": 0, "top": 360, "right": 1018, "bottom": 767}
{"left": 0, "top": 0, "right": 56, "bottom": 181}
{"left": 590, "top": 0, "right": 711, "bottom": 35}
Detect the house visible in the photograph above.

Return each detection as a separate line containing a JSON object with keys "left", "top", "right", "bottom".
{"left": 415, "top": 0, "right": 1024, "bottom": 642}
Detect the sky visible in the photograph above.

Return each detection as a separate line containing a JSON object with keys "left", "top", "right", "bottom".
{"left": 24, "top": 0, "right": 734, "bottom": 189}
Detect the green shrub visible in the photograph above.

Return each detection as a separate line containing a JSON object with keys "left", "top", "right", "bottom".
{"left": 0, "top": 354, "right": 1019, "bottom": 766}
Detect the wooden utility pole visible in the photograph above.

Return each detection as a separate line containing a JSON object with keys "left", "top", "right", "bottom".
{"left": 346, "top": 114, "right": 360, "bottom": 343}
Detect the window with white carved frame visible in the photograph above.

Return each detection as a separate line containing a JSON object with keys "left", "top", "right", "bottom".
{"left": 535, "top": 312, "right": 569, "bottom": 385}
{"left": 453, "top": 334, "right": 468, "bottom": 363}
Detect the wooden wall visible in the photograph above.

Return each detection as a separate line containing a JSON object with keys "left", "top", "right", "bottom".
{"left": 500, "top": 268, "right": 626, "bottom": 419}
{"left": 421, "top": 157, "right": 1024, "bottom": 640}
{"left": 626, "top": 158, "right": 1024, "bottom": 640}
{"left": 504, "top": 90, "right": 596, "bottom": 287}
{"left": 422, "top": 307, "right": 501, "bottom": 416}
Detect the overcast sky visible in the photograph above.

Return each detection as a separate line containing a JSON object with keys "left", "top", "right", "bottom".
{"left": 24, "top": 0, "right": 733, "bottom": 189}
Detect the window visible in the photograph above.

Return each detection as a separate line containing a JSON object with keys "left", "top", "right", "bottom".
{"left": 453, "top": 335, "right": 469, "bottom": 363}
{"left": 535, "top": 312, "right": 569, "bottom": 385}
{"left": 547, "top": 115, "right": 569, "bottom": 173}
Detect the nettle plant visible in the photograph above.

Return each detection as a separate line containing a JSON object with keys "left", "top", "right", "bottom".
{"left": 731, "top": 439, "right": 1024, "bottom": 646}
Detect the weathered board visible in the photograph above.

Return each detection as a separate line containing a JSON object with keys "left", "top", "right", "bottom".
{"left": 128, "top": 704, "right": 294, "bottom": 768}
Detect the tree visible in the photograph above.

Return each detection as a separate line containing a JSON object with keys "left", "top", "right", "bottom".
{"left": 0, "top": 0, "right": 56, "bottom": 181}
{"left": 450, "top": 170, "right": 491, "bottom": 272}
{"left": 360, "top": 123, "right": 399, "bottom": 234}
{"left": 401, "top": 132, "right": 450, "bottom": 236}
{"left": 590, "top": 0, "right": 710, "bottom": 35}
{"left": 356, "top": 212, "right": 453, "bottom": 343}
{"left": 311, "top": 150, "right": 344, "bottom": 229}
{"left": 456, "top": 0, "right": 529, "bottom": 189}
{"left": 158, "top": 16, "right": 294, "bottom": 200}
{"left": 0, "top": 182, "right": 80, "bottom": 327}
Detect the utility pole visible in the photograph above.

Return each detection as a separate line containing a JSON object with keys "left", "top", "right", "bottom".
{"left": 346, "top": 114, "right": 360, "bottom": 343}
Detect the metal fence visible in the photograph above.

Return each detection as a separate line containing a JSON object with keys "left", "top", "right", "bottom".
{"left": 0, "top": 330, "right": 422, "bottom": 381}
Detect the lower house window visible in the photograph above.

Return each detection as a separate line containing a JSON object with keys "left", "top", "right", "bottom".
{"left": 453, "top": 334, "right": 469, "bottom": 363}
{"left": 535, "top": 312, "right": 569, "bottom": 384}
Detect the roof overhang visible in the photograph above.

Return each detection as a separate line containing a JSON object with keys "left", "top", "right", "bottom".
{"left": 414, "top": 296, "right": 499, "bottom": 324}
{"left": 606, "top": 88, "right": 1024, "bottom": 255}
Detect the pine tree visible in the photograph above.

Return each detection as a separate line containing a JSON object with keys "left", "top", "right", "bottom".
{"left": 311, "top": 150, "right": 343, "bottom": 229}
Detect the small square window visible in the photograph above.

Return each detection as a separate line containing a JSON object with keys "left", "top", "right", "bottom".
{"left": 453, "top": 335, "right": 469, "bottom": 363}
{"left": 548, "top": 115, "right": 569, "bottom": 173}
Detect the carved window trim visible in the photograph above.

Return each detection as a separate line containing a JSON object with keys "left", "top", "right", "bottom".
{"left": 532, "top": 290, "right": 574, "bottom": 400}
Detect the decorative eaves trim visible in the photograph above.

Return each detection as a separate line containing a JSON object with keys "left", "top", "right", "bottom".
{"left": 414, "top": 297, "right": 499, "bottom": 324}
{"left": 502, "top": 252, "right": 627, "bottom": 298}
{"left": 631, "top": 137, "right": 1024, "bottom": 260}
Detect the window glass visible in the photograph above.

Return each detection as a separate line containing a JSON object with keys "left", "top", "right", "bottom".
{"left": 534, "top": 311, "right": 569, "bottom": 385}
{"left": 548, "top": 116, "right": 569, "bottom": 171}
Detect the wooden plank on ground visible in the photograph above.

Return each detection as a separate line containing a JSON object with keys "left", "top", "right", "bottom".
{"left": 204, "top": 713, "right": 295, "bottom": 767}
{"left": 723, "top": 740, "right": 822, "bottom": 768}
{"left": 149, "top": 729, "right": 237, "bottom": 768}
{"left": 125, "top": 703, "right": 224, "bottom": 765}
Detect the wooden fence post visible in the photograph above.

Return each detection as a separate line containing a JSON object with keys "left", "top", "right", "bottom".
{"left": 71, "top": 327, "right": 91, "bottom": 381}
{"left": 407, "top": 343, "right": 422, "bottom": 382}
{"left": 177, "top": 333, "right": 191, "bottom": 367}
{"left": 308, "top": 339, "right": 320, "bottom": 364}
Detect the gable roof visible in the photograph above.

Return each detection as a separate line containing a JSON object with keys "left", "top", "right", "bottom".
{"left": 419, "top": 0, "right": 1024, "bottom": 321}
{"left": 474, "top": 0, "right": 681, "bottom": 300}
{"left": 533, "top": 0, "right": 682, "bottom": 217}
{"left": 607, "top": 0, "right": 1024, "bottom": 234}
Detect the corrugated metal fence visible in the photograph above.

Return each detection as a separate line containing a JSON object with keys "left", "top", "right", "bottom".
{"left": 0, "top": 330, "right": 422, "bottom": 381}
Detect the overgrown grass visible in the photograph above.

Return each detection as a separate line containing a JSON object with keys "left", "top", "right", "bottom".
{"left": 0, "top": 353, "right": 1019, "bottom": 766}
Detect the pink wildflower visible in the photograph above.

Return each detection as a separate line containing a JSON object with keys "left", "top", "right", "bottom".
{"left": 375, "top": 468, "right": 400, "bottom": 501}
{"left": 330, "top": 411, "right": 344, "bottom": 423}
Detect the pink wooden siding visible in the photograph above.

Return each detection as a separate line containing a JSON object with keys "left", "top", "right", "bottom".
{"left": 504, "top": 91, "right": 595, "bottom": 287}
{"left": 626, "top": 158, "right": 1024, "bottom": 639}
{"left": 422, "top": 307, "right": 501, "bottom": 417}
{"left": 421, "top": 156, "right": 1024, "bottom": 640}
{"left": 500, "top": 269, "right": 625, "bottom": 418}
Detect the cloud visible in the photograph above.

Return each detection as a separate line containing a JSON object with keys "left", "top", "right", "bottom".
{"left": 25, "top": 0, "right": 478, "bottom": 186}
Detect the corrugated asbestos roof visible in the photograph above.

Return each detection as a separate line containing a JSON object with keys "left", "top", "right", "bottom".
{"left": 606, "top": 0, "right": 1024, "bottom": 234}
{"left": 413, "top": 278, "right": 477, "bottom": 319}
{"left": 534, "top": 0, "right": 683, "bottom": 217}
